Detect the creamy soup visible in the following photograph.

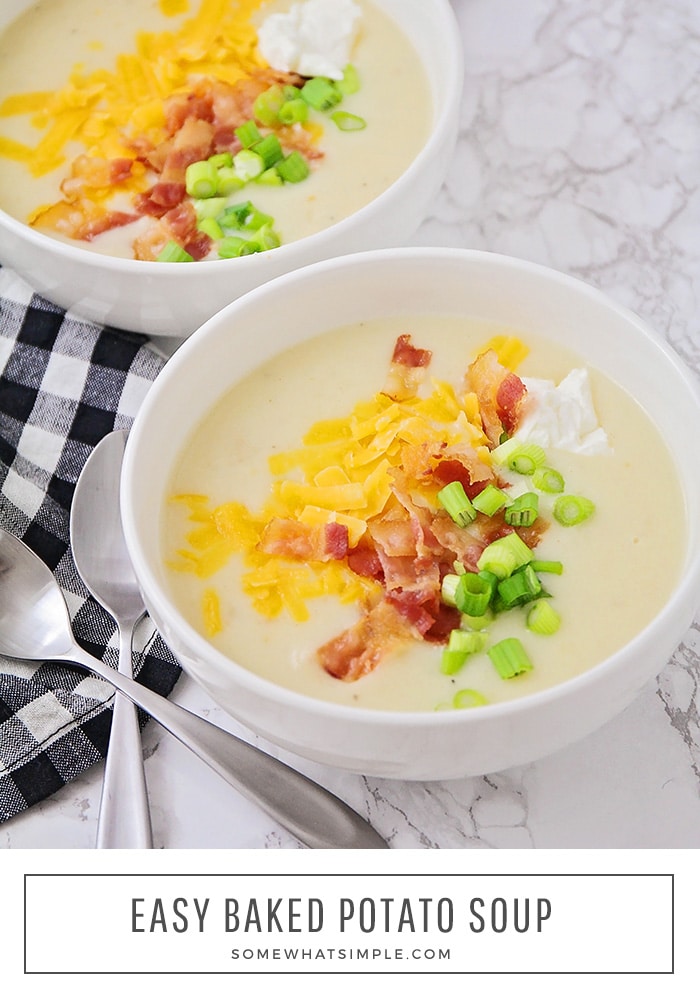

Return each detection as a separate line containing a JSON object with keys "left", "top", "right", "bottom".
{"left": 162, "top": 317, "right": 687, "bottom": 712}
{"left": 0, "top": 0, "right": 430, "bottom": 260}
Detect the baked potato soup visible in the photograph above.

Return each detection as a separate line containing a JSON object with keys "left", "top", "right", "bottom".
{"left": 163, "top": 316, "right": 687, "bottom": 713}
{"left": 0, "top": 0, "right": 430, "bottom": 261}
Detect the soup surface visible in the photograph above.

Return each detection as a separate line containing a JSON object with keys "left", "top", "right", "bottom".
{"left": 0, "top": 0, "right": 430, "bottom": 260}
{"left": 163, "top": 316, "right": 687, "bottom": 712}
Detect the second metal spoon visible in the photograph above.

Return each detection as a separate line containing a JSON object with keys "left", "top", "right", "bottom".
{"left": 70, "top": 430, "right": 153, "bottom": 849}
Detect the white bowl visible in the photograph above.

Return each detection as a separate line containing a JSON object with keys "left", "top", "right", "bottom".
{"left": 121, "top": 247, "right": 700, "bottom": 780}
{"left": 0, "top": 0, "right": 462, "bottom": 338}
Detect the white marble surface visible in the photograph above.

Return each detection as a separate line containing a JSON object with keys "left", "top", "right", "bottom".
{"left": 3, "top": 0, "right": 700, "bottom": 850}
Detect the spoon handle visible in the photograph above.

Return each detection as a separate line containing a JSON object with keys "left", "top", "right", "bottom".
{"left": 95, "top": 627, "right": 153, "bottom": 849}
{"left": 64, "top": 643, "right": 387, "bottom": 850}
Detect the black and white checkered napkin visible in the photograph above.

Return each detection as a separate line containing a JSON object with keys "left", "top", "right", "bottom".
{"left": 0, "top": 263, "right": 181, "bottom": 824}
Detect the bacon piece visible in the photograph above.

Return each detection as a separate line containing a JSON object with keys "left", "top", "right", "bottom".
{"left": 347, "top": 539, "right": 384, "bottom": 581}
{"left": 258, "top": 517, "right": 348, "bottom": 562}
{"left": 164, "top": 91, "right": 214, "bottom": 135}
{"left": 159, "top": 117, "right": 216, "bottom": 187}
{"left": 318, "top": 600, "right": 415, "bottom": 681}
{"left": 466, "top": 349, "right": 527, "bottom": 446}
{"left": 381, "top": 334, "right": 433, "bottom": 401}
{"left": 59, "top": 155, "right": 134, "bottom": 201}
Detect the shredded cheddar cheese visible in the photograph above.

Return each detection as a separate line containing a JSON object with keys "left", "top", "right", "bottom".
{"left": 0, "top": 0, "right": 267, "bottom": 178}
{"left": 169, "top": 336, "right": 529, "bottom": 625}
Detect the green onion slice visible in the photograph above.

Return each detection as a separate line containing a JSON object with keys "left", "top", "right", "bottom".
{"left": 278, "top": 98, "right": 309, "bottom": 124}
{"left": 472, "top": 482, "right": 509, "bottom": 516}
{"left": 453, "top": 689, "right": 489, "bottom": 709}
{"left": 196, "top": 216, "right": 223, "bottom": 241}
{"left": 526, "top": 599, "right": 561, "bottom": 635}
{"left": 235, "top": 119, "right": 262, "bottom": 148}
{"left": 156, "top": 240, "right": 194, "bottom": 263}
{"left": 277, "top": 151, "right": 310, "bottom": 182}
{"left": 497, "top": 564, "right": 542, "bottom": 609}
{"left": 530, "top": 559, "right": 563, "bottom": 575}
{"left": 215, "top": 166, "right": 245, "bottom": 196}
{"left": 477, "top": 532, "right": 533, "bottom": 579}
{"left": 440, "top": 648, "right": 468, "bottom": 676}
{"left": 532, "top": 465, "right": 565, "bottom": 493}
{"left": 454, "top": 572, "right": 493, "bottom": 616}
{"left": 330, "top": 111, "right": 367, "bottom": 131}
{"left": 184, "top": 159, "right": 218, "bottom": 198}
{"left": 488, "top": 637, "right": 533, "bottom": 679}
{"left": 437, "top": 481, "right": 477, "bottom": 527}
{"left": 217, "top": 236, "right": 259, "bottom": 258}
{"left": 301, "top": 76, "right": 342, "bottom": 111}
{"left": 553, "top": 494, "right": 595, "bottom": 526}
{"left": 448, "top": 629, "right": 488, "bottom": 654}
{"left": 506, "top": 443, "right": 547, "bottom": 476}
{"left": 253, "top": 85, "right": 286, "bottom": 126}
{"left": 337, "top": 63, "right": 361, "bottom": 95}
{"left": 252, "top": 133, "right": 283, "bottom": 169}
{"left": 233, "top": 148, "right": 265, "bottom": 181}
{"left": 504, "top": 491, "right": 539, "bottom": 527}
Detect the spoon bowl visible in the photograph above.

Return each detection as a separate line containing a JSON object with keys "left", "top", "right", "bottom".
{"left": 0, "top": 527, "right": 388, "bottom": 849}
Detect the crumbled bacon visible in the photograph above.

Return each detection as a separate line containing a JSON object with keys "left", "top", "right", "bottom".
{"left": 259, "top": 517, "right": 349, "bottom": 563}
{"left": 381, "top": 334, "right": 433, "bottom": 401}
{"left": 318, "top": 600, "right": 415, "bottom": 681}
{"left": 466, "top": 349, "right": 527, "bottom": 446}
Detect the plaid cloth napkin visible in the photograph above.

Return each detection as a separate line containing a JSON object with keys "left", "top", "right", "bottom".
{"left": 0, "top": 263, "right": 181, "bottom": 824}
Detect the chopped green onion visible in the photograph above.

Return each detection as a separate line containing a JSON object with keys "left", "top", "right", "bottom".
{"left": 489, "top": 437, "right": 519, "bottom": 465}
{"left": 215, "top": 166, "right": 245, "bottom": 196}
{"left": 504, "top": 491, "right": 539, "bottom": 527}
{"left": 532, "top": 465, "right": 565, "bottom": 493}
{"left": 241, "top": 206, "right": 274, "bottom": 231}
{"left": 193, "top": 196, "right": 227, "bottom": 220}
{"left": 235, "top": 119, "right": 262, "bottom": 148}
{"left": 526, "top": 599, "right": 561, "bottom": 636}
{"left": 330, "top": 110, "right": 367, "bottom": 131}
{"left": 337, "top": 63, "right": 361, "bottom": 95}
{"left": 448, "top": 629, "right": 488, "bottom": 654}
{"left": 254, "top": 223, "right": 281, "bottom": 250}
{"left": 233, "top": 148, "right": 265, "bottom": 181}
{"left": 437, "top": 481, "right": 477, "bottom": 527}
{"left": 506, "top": 443, "right": 547, "bottom": 476}
{"left": 453, "top": 689, "right": 489, "bottom": 709}
{"left": 208, "top": 151, "right": 233, "bottom": 169}
{"left": 252, "top": 133, "right": 283, "bottom": 168}
{"left": 217, "top": 236, "right": 259, "bottom": 258}
{"left": 184, "top": 159, "right": 218, "bottom": 198}
{"left": 278, "top": 98, "right": 309, "bottom": 124}
{"left": 497, "top": 564, "right": 542, "bottom": 609}
{"left": 253, "top": 85, "right": 286, "bottom": 126}
{"left": 530, "top": 559, "right": 563, "bottom": 575}
{"left": 255, "top": 166, "right": 284, "bottom": 186}
{"left": 301, "top": 76, "right": 342, "bottom": 111}
{"left": 454, "top": 572, "right": 493, "bottom": 616}
{"left": 196, "top": 216, "right": 224, "bottom": 240}
{"left": 156, "top": 240, "right": 193, "bottom": 263}
{"left": 441, "top": 573, "right": 461, "bottom": 607}
{"left": 276, "top": 151, "right": 310, "bottom": 182}
{"left": 461, "top": 610, "right": 493, "bottom": 631}
{"left": 488, "top": 637, "right": 533, "bottom": 679}
{"left": 218, "top": 200, "right": 253, "bottom": 228}
{"left": 553, "top": 494, "right": 595, "bottom": 526}
{"left": 440, "top": 649, "right": 468, "bottom": 676}
{"left": 477, "top": 532, "right": 533, "bottom": 579}
{"left": 472, "top": 482, "right": 509, "bottom": 516}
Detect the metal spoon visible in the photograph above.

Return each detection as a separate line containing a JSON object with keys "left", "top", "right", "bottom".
{"left": 0, "top": 527, "right": 388, "bottom": 849}
{"left": 70, "top": 430, "right": 152, "bottom": 849}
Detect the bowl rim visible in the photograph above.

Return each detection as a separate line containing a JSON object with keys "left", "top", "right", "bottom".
{"left": 121, "top": 245, "right": 700, "bottom": 729}
{"left": 0, "top": 0, "right": 463, "bottom": 276}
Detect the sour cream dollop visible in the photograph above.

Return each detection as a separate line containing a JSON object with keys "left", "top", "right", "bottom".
{"left": 257, "top": 0, "right": 362, "bottom": 80}
{"left": 516, "top": 368, "right": 611, "bottom": 455}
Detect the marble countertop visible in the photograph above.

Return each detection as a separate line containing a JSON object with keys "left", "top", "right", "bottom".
{"left": 4, "top": 0, "right": 699, "bottom": 850}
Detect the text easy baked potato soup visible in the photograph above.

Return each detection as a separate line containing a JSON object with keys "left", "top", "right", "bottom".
{"left": 163, "top": 317, "right": 687, "bottom": 713}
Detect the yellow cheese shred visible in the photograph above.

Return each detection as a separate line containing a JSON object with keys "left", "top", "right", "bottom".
{"left": 0, "top": 0, "right": 267, "bottom": 178}
{"left": 168, "top": 336, "right": 530, "bottom": 625}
